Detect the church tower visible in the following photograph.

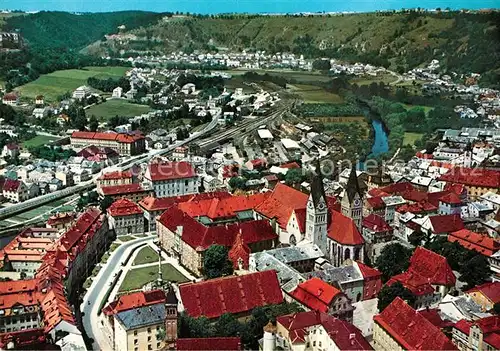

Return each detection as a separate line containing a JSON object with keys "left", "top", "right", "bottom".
{"left": 341, "top": 165, "right": 363, "bottom": 229}
{"left": 463, "top": 142, "right": 473, "bottom": 168}
{"left": 306, "top": 161, "right": 329, "bottom": 254}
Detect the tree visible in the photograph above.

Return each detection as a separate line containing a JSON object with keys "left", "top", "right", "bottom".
{"left": 89, "top": 115, "right": 99, "bottom": 132}
{"left": 375, "top": 243, "right": 413, "bottom": 282}
{"left": 203, "top": 245, "right": 233, "bottom": 279}
{"left": 178, "top": 313, "right": 214, "bottom": 338}
{"left": 214, "top": 313, "right": 242, "bottom": 337}
{"left": 228, "top": 177, "right": 246, "bottom": 191}
{"left": 493, "top": 303, "right": 500, "bottom": 315}
{"left": 100, "top": 196, "right": 114, "bottom": 212}
{"left": 312, "top": 59, "right": 331, "bottom": 71}
{"left": 285, "top": 168, "right": 304, "bottom": 186}
{"left": 459, "top": 255, "right": 491, "bottom": 290}
{"left": 377, "top": 282, "right": 416, "bottom": 312}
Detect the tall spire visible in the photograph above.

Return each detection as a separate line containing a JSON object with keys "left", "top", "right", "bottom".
{"left": 156, "top": 243, "right": 163, "bottom": 286}
{"left": 345, "top": 164, "right": 362, "bottom": 202}
{"left": 310, "top": 159, "right": 327, "bottom": 207}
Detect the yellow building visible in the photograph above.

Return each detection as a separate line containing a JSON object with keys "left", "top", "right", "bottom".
{"left": 465, "top": 282, "right": 500, "bottom": 312}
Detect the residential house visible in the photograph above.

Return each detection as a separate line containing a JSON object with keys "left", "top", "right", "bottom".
{"left": 97, "top": 170, "right": 133, "bottom": 189}
{"left": 2, "top": 143, "right": 19, "bottom": 159}
{"left": 289, "top": 278, "right": 354, "bottom": 323}
{"left": 46, "top": 213, "right": 76, "bottom": 231}
{"left": 272, "top": 311, "right": 372, "bottom": 351}
{"left": 439, "top": 167, "right": 500, "bottom": 199}
{"left": 2, "top": 179, "right": 29, "bottom": 203}
{"left": 465, "top": 282, "right": 500, "bottom": 313}
{"left": 144, "top": 161, "right": 198, "bottom": 198}
{"left": 452, "top": 316, "right": 500, "bottom": 351}
{"left": 107, "top": 198, "right": 144, "bottom": 235}
{"left": 362, "top": 214, "right": 394, "bottom": 262}
{"left": 2, "top": 93, "right": 18, "bottom": 106}
{"left": 373, "top": 297, "right": 457, "bottom": 350}
{"left": 98, "top": 183, "right": 151, "bottom": 202}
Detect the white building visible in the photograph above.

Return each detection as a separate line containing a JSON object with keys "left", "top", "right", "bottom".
{"left": 112, "top": 87, "right": 123, "bottom": 98}
{"left": 72, "top": 86, "right": 91, "bottom": 100}
{"left": 144, "top": 161, "right": 198, "bottom": 198}
{"left": 107, "top": 198, "right": 144, "bottom": 235}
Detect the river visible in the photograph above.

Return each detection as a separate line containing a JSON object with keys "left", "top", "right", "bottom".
{"left": 370, "top": 120, "right": 389, "bottom": 156}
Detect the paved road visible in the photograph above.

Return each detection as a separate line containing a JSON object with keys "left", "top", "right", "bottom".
{"left": 81, "top": 236, "right": 153, "bottom": 351}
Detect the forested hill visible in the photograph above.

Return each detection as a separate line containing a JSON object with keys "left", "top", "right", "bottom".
{"left": 97, "top": 11, "right": 500, "bottom": 75}
{"left": 2, "top": 11, "right": 164, "bottom": 50}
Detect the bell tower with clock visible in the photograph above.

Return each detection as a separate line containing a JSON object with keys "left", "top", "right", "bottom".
{"left": 341, "top": 165, "right": 363, "bottom": 229}
{"left": 306, "top": 161, "right": 329, "bottom": 254}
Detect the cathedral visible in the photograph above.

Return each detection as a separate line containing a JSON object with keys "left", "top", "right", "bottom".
{"left": 305, "top": 163, "right": 365, "bottom": 266}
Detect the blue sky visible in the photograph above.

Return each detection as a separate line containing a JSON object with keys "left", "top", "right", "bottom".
{"left": 2, "top": 0, "right": 498, "bottom": 14}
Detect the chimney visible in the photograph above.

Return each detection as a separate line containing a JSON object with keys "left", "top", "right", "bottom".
{"left": 176, "top": 226, "right": 183, "bottom": 236}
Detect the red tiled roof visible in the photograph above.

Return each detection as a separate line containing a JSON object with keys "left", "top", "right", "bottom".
{"left": 139, "top": 192, "right": 232, "bottom": 212}
{"left": 454, "top": 317, "right": 500, "bottom": 350}
{"left": 2, "top": 93, "right": 18, "bottom": 101}
{"left": 176, "top": 337, "right": 241, "bottom": 350}
{"left": 71, "top": 131, "right": 144, "bottom": 144}
{"left": 386, "top": 271, "right": 435, "bottom": 296}
{"left": 368, "top": 188, "right": 390, "bottom": 198}
{"left": 277, "top": 311, "right": 372, "bottom": 350}
{"left": 438, "top": 192, "right": 462, "bottom": 205}
{"left": 430, "top": 214, "right": 464, "bottom": 234}
{"left": 397, "top": 201, "right": 438, "bottom": 215}
{"left": 408, "top": 247, "right": 456, "bottom": 286}
{"left": 107, "top": 198, "right": 143, "bottom": 217}
{"left": 228, "top": 230, "right": 250, "bottom": 270}
{"left": 280, "top": 162, "right": 301, "bottom": 169}
{"left": 454, "top": 319, "right": 472, "bottom": 334}
{"left": 444, "top": 183, "right": 466, "bottom": 196}
{"left": 103, "top": 289, "right": 166, "bottom": 316}
{"left": 5, "top": 143, "right": 18, "bottom": 150}
{"left": 328, "top": 210, "right": 364, "bottom": 246}
{"left": 380, "top": 182, "right": 415, "bottom": 195}
{"left": 290, "top": 278, "right": 342, "bottom": 313}
{"left": 47, "top": 212, "right": 75, "bottom": 226}
{"left": 0, "top": 329, "right": 46, "bottom": 349}
{"left": 179, "top": 270, "right": 283, "bottom": 319}
{"left": 158, "top": 206, "right": 277, "bottom": 250}
{"left": 439, "top": 167, "right": 500, "bottom": 188}
{"left": 178, "top": 193, "right": 268, "bottom": 220}
{"left": 100, "top": 183, "right": 146, "bottom": 196}
{"left": 367, "top": 196, "right": 385, "bottom": 210}
{"left": 254, "top": 183, "right": 308, "bottom": 230}
{"left": 98, "top": 170, "right": 133, "bottom": 180}
{"left": 448, "top": 229, "right": 500, "bottom": 257}
{"left": 146, "top": 161, "right": 196, "bottom": 181}
{"left": 374, "top": 297, "right": 457, "bottom": 350}
{"left": 362, "top": 214, "right": 392, "bottom": 233}
{"left": 417, "top": 308, "right": 454, "bottom": 329}
{"left": 356, "top": 261, "right": 382, "bottom": 279}
{"left": 2, "top": 179, "right": 21, "bottom": 192}
{"left": 466, "top": 282, "right": 500, "bottom": 305}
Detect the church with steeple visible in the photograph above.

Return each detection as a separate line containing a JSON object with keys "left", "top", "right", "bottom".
{"left": 341, "top": 166, "right": 364, "bottom": 230}
{"left": 305, "top": 162, "right": 329, "bottom": 255}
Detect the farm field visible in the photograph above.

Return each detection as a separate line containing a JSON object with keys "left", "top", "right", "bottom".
{"left": 23, "top": 135, "right": 61, "bottom": 148}
{"left": 403, "top": 132, "right": 424, "bottom": 146}
{"left": 16, "top": 66, "right": 130, "bottom": 102}
{"left": 86, "top": 99, "right": 151, "bottom": 120}
{"left": 288, "top": 84, "right": 344, "bottom": 104}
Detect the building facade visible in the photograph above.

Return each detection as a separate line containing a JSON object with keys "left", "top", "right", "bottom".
{"left": 70, "top": 131, "right": 146, "bottom": 156}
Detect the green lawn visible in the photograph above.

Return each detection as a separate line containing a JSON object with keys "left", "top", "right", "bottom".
{"left": 119, "top": 263, "right": 189, "bottom": 292}
{"left": 133, "top": 246, "right": 159, "bottom": 266}
{"left": 86, "top": 99, "right": 151, "bottom": 120}
{"left": 403, "top": 132, "right": 424, "bottom": 146}
{"left": 349, "top": 73, "right": 398, "bottom": 86}
{"left": 289, "top": 84, "right": 344, "bottom": 104}
{"left": 118, "top": 235, "right": 136, "bottom": 242}
{"left": 402, "top": 104, "right": 434, "bottom": 116}
{"left": 16, "top": 66, "right": 129, "bottom": 102}
{"left": 23, "top": 135, "right": 60, "bottom": 148}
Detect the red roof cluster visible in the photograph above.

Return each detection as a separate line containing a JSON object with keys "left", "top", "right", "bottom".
{"left": 139, "top": 192, "right": 231, "bottom": 212}
{"left": 448, "top": 229, "right": 500, "bottom": 257}
{"left": 374, "top": 297, "right": 457, "bottom": 350}
{"left": 397, "top": 201, "right": 438, "bottom": 215}
{"left": 328, "top": 210, "right": 364, "bottom": 246}
{"left": 454, "top": 316, "right": 500, "bottom": 350}
{"left": 366, "top": 196, "right": 385, "bottom": 210}
{"left": 103, "top": 289, "right": 166, "bottom": 316}
{"left": 158, "top": 206, "right": 277, "bottom": 251}
{"left": 466, "top": 282, "right": 500, "bottom": 305}
{"left": 439, "top": 167, "right": 500, "bottom": 188}
{"left": 46, "top": 212, "right": 75, "bottom": 226}
{"left": 387, "top": 271, "right": 435, "bottom": 296}
{"left": 254, "top": 183, "right": 308, "bottom": 230}
{"left": 0, "top": 329, "right": 46, "bottom": 349}
{"left": 176, "top": 337, "right": 241, "bottom": 350}
{"left": 77, "top": 145, "right": 119, "bottom": 161}
{"left": 290, "top": 278, "right": 342, "bottom": 313}
{"left": 356, "top": 261, "right": 382, "bottom": 279}
{"left": 100, "top": 183, "right": 146, "bottom": 196}
{"left": 146, "top": 161, "right": 196, "bottom": 181}
{"left": 107, "top": 198, "right": 143, "bottom": 217}
{"left": 362, "top": 214, "right": 392, "bottom": 233}
{"left": 179, "top": 270, "right": 283, "bottom": 319}
{"left": 277, "top": 311, "right": 372, "bottom": 350}
{"left": 98, "top": 170, "right": 133, "bottom": 181}
{"left": 72, "top": 131, "right": 144, "bottom": 144}
{"left": 438, "top": 192, "right": 462, "bottom": 205}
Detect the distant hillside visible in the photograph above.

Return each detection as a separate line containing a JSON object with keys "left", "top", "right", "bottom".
{"left": 2, "top": 11, "right": 165, "bottom": 50}
{"left": 94, "top": 11, "right": 500, "bottom": 74}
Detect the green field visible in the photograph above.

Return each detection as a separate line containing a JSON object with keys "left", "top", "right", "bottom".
{"left": 86, "top": 99, "right": 151, "bottom": 120}
{"left": 402, "top": 104, "right": 434, "bottom": 116}
{"left": 348, "top": 73, "right": 398, "bottom": 86}
{"left": 133, "top": 246, "right": 159, "bottom": 266}
{"left": 403, "top": 132, "right": 424, "bottom": 146}
{"left": 16, "top": 66, "right": 130, "bottom": 102}
{"left": 119, "top": 263, "right": 189, "bottom": 292}
{"left": 289, "top": 84, "right": 344, "bottom": 104}
{"left": 23, "top": 135, "right": 60, "bottom": 148}
{"left": 226, "top": 69, "right": 332, "bottom": 83}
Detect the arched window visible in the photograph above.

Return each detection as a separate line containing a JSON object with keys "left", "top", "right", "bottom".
{"left": 344, "top": 248, "right": 351, "bottom": 261}
{"left": 354, "top": 247, "right": 361, "bottom": 261}
{"left": 289, "top": 235, "right": 297, "bottom": 246}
